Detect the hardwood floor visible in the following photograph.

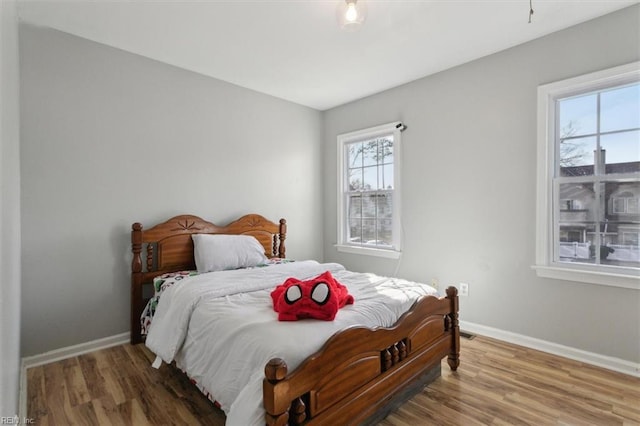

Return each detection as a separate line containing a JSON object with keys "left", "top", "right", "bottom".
{"left": 380, "top": 337, "right": 640, "bottom": 426}
{"left": 27, "top": 335, "right": 640, "bottom": 425}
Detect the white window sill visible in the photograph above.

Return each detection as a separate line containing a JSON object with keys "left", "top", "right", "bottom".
{"left": 532, "top": 264, "right": 639, "bottom": 290}
{"left": 335, "top": 244, "right": 401, "bottom": 259}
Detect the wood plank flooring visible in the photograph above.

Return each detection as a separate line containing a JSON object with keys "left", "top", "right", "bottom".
{"left": 27, "top": 335, "right": 640, "bottom": 425}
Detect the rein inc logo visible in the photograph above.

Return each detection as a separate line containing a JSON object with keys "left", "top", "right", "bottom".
{"left": 1, "top": 416, "right": 34, "bottom": 425}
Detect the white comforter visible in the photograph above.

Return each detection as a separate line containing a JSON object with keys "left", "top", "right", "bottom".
{"left": 146, "top": 260, "right": 438, "bottom": 426}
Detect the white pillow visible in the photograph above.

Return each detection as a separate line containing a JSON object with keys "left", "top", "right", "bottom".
{"left": 192, "top": 234, "right": 269, "bottom": 273}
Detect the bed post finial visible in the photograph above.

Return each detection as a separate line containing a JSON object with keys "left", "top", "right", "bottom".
{"left": 445, "top": 286, "right": 460, "bottom": 371}
{"left": 265, "top": 357, "right": 288, "bottom": 382}
{"left": 278, "top": 218, "right": 287, "bottom": 258}
{"left": 132, "top": 223, "right": 143, "bottom": 273}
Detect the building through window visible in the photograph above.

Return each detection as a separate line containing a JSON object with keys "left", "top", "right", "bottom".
{"left": 536, "top": 62, "right": 639, "bottom": 287}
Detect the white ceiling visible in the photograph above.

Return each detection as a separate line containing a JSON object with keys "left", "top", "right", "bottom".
{"left": 17, "top": 0, "right": 639, "bottom": 110}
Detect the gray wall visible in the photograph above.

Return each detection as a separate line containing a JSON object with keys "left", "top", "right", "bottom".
{"left": 323, "top": 6, "right": 640, "bottom": 363}
{"left": 19, "top": 24, "right": 324, "bottom": 356}
{"left": 1, "top": 0, "right": 22, "bottom": 416}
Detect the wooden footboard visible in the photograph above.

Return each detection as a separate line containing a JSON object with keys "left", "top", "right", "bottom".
{"left": 263, "top": 286, "right": 460, "bottom": 425}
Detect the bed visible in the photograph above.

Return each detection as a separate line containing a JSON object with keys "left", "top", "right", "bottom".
{"left": 131, "top": 213, "right": 460, "bottom": 425}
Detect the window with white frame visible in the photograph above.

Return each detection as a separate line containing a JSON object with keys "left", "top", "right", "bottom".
{"left": 337, "top": 122, "right": 402, "bottom": 259}
{"left": 535, "top": 62, "right": 640, "bottom": 289}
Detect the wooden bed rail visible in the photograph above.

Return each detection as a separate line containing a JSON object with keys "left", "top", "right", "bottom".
{"left": 263, "top": 287, "right": 460, "bottom": 425}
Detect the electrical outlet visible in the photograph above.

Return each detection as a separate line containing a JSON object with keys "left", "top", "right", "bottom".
{"left": 458, "top": 282, "right": 469, "bottom": 296}
{"left": 430, "top": 278, "right": 439, "bottom": 290}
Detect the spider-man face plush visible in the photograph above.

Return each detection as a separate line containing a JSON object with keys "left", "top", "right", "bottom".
{"left": 271, "top": 271, "right": 354, "bottom": 321}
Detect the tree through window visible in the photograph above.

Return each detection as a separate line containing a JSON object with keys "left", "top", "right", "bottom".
{"left": 337, "top": 123, "right": 402, "bottom": 258}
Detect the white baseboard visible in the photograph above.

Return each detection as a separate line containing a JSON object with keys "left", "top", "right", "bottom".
{"left": 461, "top": 321, "right": 640, "bottom": 378}
{"left": 19, "top": 332, "right": 130, "bottom": 420}
{"left": 21, "top": 332, "right": 130, "bottom": 369}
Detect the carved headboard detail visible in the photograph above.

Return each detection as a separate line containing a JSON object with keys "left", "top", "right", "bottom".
{"left": 130, "top": 213, "right": 286, "bottom": 343}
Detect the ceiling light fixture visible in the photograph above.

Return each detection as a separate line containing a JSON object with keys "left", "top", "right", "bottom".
{"left": 337, "top": 0, "right": 367, "bottom": 32}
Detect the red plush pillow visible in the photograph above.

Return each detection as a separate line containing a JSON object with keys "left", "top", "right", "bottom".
{"left": 271, "top": 271, "right": 354, "bottom": 321}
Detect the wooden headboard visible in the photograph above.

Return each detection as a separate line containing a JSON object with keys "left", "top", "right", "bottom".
{"left": 130, "top": 213, "right": 286, "bottom": 344}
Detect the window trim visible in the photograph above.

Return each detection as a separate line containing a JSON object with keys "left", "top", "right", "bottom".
{"left": 336, "top": 122, "right": 402, "bottom": 259}
{"left": 535, "top": 62, "right": 640, "bottom": 290}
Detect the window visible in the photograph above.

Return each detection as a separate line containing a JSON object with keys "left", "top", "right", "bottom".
{"left": 535, "top": 62, "right": 640, "bottom": 289}
{"left": 612, "top": 194, "right": 638, "bottom": 214}
{"left": 337, "top": 122, "right": 402, "bottom": 258}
